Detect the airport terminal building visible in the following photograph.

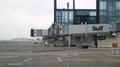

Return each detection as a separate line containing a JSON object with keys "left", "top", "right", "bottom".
{"left": 31, "top": 0, "right": 120, "bottom": 48}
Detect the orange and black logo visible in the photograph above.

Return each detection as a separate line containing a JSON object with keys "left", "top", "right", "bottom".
{"left": 92, "top": 25, "right": 103, "bottom": 31}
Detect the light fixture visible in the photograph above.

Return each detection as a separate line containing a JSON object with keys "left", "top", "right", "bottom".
{"left": 112, "top": 32, "right": 117, "bottom": 36}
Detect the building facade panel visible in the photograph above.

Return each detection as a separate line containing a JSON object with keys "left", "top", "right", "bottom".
{"left": 69, "top": 24, "right": 110, "bottom": 35}
{"left": 74, "top": 10, "right": 96, "bottom": 24}
{"left": 97, "top": 0, "right": 120, "bottom": 31}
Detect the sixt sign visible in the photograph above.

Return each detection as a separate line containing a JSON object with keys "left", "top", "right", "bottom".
{"left": 92, "top": 25, "right": 103, "bottom": 31}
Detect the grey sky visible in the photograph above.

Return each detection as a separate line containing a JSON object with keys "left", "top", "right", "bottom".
{"left": 0, "top": 0, "right": 96, "bottom": 40}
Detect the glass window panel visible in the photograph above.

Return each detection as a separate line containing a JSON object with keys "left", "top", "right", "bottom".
{"left": 108, "top": 1, "right": 115, "bottom": 12}
{"left": 100, "top": 1, "right": 107, "bottom": 10}
{"left": 89, "top": 12, "right": 96, "bottom": 16}
{"left": 64, "top": 11, "right": 68, "bottom": 22}
{"left": 116, "top": 17, "right": 120, "bottom": 22}
{"left": 117, "top": 23, "right": 120, "bottom": 31}
{"left": 100, "top": 10, "right": 107, "bottom": 16}
{"left": 87, "top": 17, "right": 96, "bottom": 24}
{"left": 69, "top": 11, "right": 73, "bottom": 23}
{"left": 99, "top": 16, "right": 108, "bottom": 24}
{"left": 107, "top": 16, "right": 114, "bottom": 23}
{"left": 116, "top": 11, "right": 120, "bottom": 16}
{"left": 62, "top": 11, "right": 66, "bottom": 22}
{"left": 76, "top": 11, "right": 90, "bottom": 16}
{"left": 56, "top": 10, "right": 73, "bottom": 24}
{"left": 56, "top": 11, "right": 62, "bottom": 23}
{"left": 116, "top": 1, "right": 120, "bottom": 11}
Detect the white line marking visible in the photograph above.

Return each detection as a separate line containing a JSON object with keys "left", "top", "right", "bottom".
{"left": 0, "top": 56, "right": 17, "bottom": 58}
{"left": 24, "top": 58, "right": 32, "bottom": 62}
{"left": 24, "top": 59, "right": 29, "bottom": 62}
{"left": 15, "top": 56, "right": 19, "bottom": 57}
{"left": 57, "top": 57, "right": 62, "bottom": 62}
{"left": 59, "top": 54, "right": 67, "bottom": 56}
{"left": 8, "top": 63, "right": 23, "bottom": 66}
{"left": 107, "top": 54, "right": 120, "bottom": 57}
{"left": 71, "top": 53, "right": 79, "bottom": 56}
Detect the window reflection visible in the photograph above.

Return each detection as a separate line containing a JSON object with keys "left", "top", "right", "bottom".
{"left": 99, "top": 0, "right": 120, "bottom": 31}
{"left": 56, "top": 9, "right": 96, "bottom": 25}
{"left": 116, "top": 2, "right": 120, "bottom": 11}
{"left": 100, "top": 1, "right": 107, "bottom": 10}
{"left": 75, "top": 10, "right": 96, "bottom": 24}
{"left": 56, "top": 10, "right": 73, "bottom": 25}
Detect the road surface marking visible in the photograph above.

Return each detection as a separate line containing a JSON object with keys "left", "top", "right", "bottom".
{"left": 0, "top": 56, "right": 17, "bottom": 58}
{"left": 96, "top": 55, "right": 120, "bottom": 62}
{"left": 106, "top": 53, "right": 120, "bottom": 57}
{"left": 59, "top": 54, "right": 67, "bottom": 56}
{"left": 24, "top": 58, "right": 32, "bottom": 62}
{"left": 57, "top": 57, "right": 62, "bottom": 62}
{"left": 71, "top": 53, "right": 79, "bottom": 56}
{"left": 59, "top": 53, "right": 79, "bottom": 57}
{"left": 8, "top": 63, "right": 23, "bottom": 66}
{"left": 108, "top": 55, "right": 120, "bottom": 57}
{"left": 24, "top": 59, "right": 29, "bottom": 62}
{"left": 71, "top": 58, "right": 94, "bottom": 62}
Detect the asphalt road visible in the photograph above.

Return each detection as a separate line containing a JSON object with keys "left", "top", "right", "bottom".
{"left": 0, "top": 42, "right": 120, "bottom": 67}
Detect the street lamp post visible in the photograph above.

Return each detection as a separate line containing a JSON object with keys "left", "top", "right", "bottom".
{"left": 67, "top": 2, "right": 71, "bottom": 67}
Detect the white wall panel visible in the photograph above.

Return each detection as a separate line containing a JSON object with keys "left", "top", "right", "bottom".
{"left": 68, "top": 24, "right": 111, "bottom": 34}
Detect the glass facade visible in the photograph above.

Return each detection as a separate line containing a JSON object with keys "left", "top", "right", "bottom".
{"left": 55, "top": 0, "right": 120, "bottom": 31}
{"left": 56, "top": 10, "right": 73, "bottom": 25}
{"left": 98, "top": 0, "right": 120, "bottom": 31}
{"left": 55, "top": 9, "right": 96, "bottom": 25}
{"left": 74, "top": 10, "right": 96, "bottom": 24}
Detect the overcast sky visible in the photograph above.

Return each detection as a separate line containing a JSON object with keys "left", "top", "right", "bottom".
{"left": 0, "top": 0, "right": 96, "bottom": 40}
